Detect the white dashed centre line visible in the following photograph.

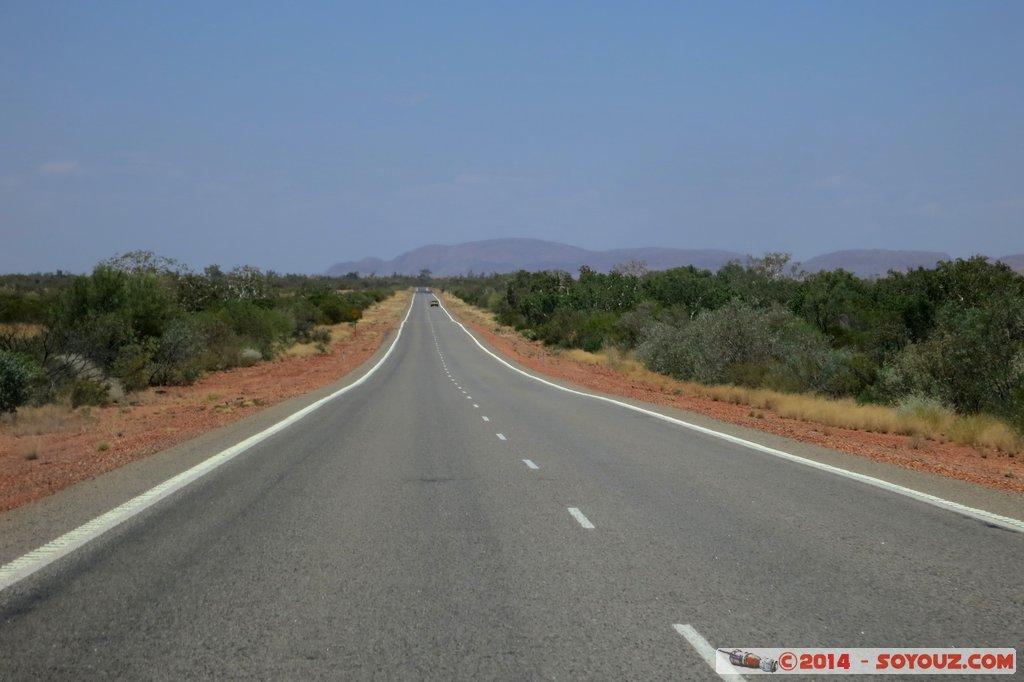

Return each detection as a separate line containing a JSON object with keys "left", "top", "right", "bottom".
{"left": 482, "top": 416, "right": 490, "bottom": 422}
{"left": 496, "top": 433, "right": 507, "bottom": 441}
{"left": 567, "top": 507, "right": 595, "bottom": 529}
{"left": 523, "top": 459, "right": 539, "bottom": 470}
{"left": 472, "top": 404, "right": 479, "bottom": 408}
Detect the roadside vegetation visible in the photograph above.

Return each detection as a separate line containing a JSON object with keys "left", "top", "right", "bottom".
{"left": 0, "top": 251, "right": 410, "bottom": 415}
{"left": 440, "top": 255, "right": 1024, "bottom": 453}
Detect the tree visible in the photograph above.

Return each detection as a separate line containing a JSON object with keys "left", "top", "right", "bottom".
{"left": 102, "top": 250, "right": 185, "bottom": 275}
{"left": 226, "top": 266, "right": 272, "bottom": 300}
{"left": 641, "top": 266, "right": 730, "bottom": 318}
{"left": 716, "top": 253, "right": 801, "bottom": 307}
{"left": 52, "top": 265, "right": 176, "bottom": 356}
{"left": 502, "top": 270, "right": 572, "bottom": 329}
{"left": 611, "top": 260, "right": 648, "bottom": 277}
{"left": 791, "top": 269, "right": 871, "bottom": 346}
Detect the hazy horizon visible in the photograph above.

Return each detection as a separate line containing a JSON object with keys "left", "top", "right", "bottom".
{"left": 3, "top": 2, "right": 1022, "bottom": 274}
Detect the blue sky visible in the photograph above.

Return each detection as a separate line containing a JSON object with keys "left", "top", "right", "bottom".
{"left": 2, "top": 1, "right": 1022, "bottom": 274}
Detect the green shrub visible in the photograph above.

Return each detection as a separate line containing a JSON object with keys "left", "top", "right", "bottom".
{"left": 636, "top": 321, "right": 692, "bottom": 379}
{"left": 572, "top": 311, "right": 619, "bottom": 352}
{"left": 638, "top": 301, "right": 830, "bottom": 391}
{"left": 816, "top": 349, "right": 878, "bottom": 398}
{"left": 535, "top": 308, "right": 583, "bottom": 347}
{"left": 312, "top": 293, "right": 348, "bottom": 325}
{"left": 336, "top": 292, "right": 373, "bottom": 322}
{"left": 112, "top": 342, "right": 154, "bottom": 392}
{"left": 60, "top": 313, "right": 135, "bottom": 372}
{"left": 151, "top": 318, "right": 203, "bottom": 385}
{"left": 194, "top": 314, "right": 243, "bottom": 371}
{"left": 285, "top": 298, "right": 321, "bottom": 341}
{"left": 70, "top": 379, "right": 110, "bottom": 407}
{"left": 0, "top": 350, "right": 39, "bottom": 413}
{"left": 615, "top": 301, "right": 659, "bottom": 349}
{"left": 878, "top": 295, "right": 1024, "bottom": 429}
{"left": 221, "top": 301, "right": 293, "bottom": 359}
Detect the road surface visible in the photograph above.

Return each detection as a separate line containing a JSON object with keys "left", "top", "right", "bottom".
{"left": 1, "top": 291, "right": 1021, "bottom": 679}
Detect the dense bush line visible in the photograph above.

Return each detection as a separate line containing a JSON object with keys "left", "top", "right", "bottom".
{"left": 0, "top": 252, "right": 405, "bottom": 411}
{"left": 442, "top": 255, "right": 1024, "bottom": 433}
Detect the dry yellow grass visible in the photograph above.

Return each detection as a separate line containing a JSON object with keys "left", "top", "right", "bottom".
{"left": 705, "top": 387, "right": 1019, "bottom": 452}
{"left": 283, "top": 343, "right": 324, "bottom": 358}
{"left": 0, "top": 403, "right": 97, "bottom": 437}
{"left": 948, "top": 415, "right": 1021, "bottom": 452}
{"left": 562, "top": 347, "right": 680, "bottom": 391}
{"left": 437, "top": 292, "right": 498, "bottom": 328}
{"left": 679, "top": 383, "right": 1022, "bottom": 452}
{"left": 560, "top": 344, "right": 1024, "bottom": 454}
{"left": 562, "top": 348, "right": 603, "bottom": 365}
{"left": 369, "top": 288, "right": 414, "bottom": 321}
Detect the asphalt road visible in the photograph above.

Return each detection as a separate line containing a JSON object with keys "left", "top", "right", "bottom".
{"left": 1, "top": 291, "right": 1021, "bottom": 680}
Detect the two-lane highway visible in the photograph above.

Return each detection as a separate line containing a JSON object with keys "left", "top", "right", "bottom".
{"left": 1, "top": 291, "right": 1021, "bottom": 679}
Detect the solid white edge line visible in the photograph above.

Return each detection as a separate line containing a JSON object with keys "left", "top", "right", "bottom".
{"left": 523, "top": 459, "right": 539, "bottom": 470}
{"left": 673, "top": 624, "right": 747, "bottom": 681}
{"left": 567, "top": 507, "right": 595, "bottom": 529}
{"left": 436, "top": 299, "right": 1024, "bottom": 533}
{"left": 0, "top": 293, "right": 420, "bottom": 593}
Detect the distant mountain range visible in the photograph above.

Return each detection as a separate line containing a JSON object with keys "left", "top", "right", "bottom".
{"left": 326, "top": 239, "right": 1024, "bottom": 278}
{"left": 998, "top": 254, "right": 1024, "bottom": 274}
{"left": 800, "top": 250, "right": 952, "bottom": 276}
